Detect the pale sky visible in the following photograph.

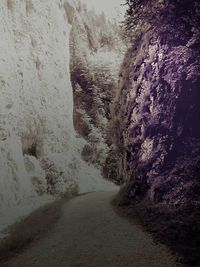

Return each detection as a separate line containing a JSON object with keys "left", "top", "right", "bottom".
{"left": 80, "top": 0, "right": 126, "bottom": 20}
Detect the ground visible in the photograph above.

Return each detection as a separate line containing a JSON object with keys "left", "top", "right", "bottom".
{"left": 1, "top": 191, "right": 182, "bottom": 267}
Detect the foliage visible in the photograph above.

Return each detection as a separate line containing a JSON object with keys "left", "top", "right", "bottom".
{"left": 124, "top": 0, "right": 200, "bottom": 42}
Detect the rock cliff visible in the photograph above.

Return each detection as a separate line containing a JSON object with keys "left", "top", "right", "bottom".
{"left": 0, "top": 0, "right": 116, "bottom": 234}
{"left": 112, "top": 0, "right": 200, "bottom": 264}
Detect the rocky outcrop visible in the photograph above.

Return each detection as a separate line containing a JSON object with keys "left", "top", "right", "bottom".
{"left": 115, "top": 33, "right": 200, "bottom": 204}
{"left": 112, "top": 1, "right": 200, "bottom": 264}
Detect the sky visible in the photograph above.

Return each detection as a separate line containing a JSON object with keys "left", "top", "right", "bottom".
{"left": 80, "top": 0, "right": 126, "bottom": 20}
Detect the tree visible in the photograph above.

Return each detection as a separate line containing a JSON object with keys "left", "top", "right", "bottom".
{"left": 123, "top": 0, "right": 200, "bottom": 44}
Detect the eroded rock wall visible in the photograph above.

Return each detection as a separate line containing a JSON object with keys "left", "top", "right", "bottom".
{"left": 0, "top": 0, "right": 117, "bottom": 232}
{"left": 112, "top": 2, "right": 200, "bottom": 262}
{"left": 0, "top": 0, "right": 76, "bottom": 212}
{"left": 113, "top": 1, "right": 200, "bottom": 206}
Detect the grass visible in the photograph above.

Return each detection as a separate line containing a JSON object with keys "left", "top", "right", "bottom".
{"left": 0, "top": 196, "right": 71, "bottom": 263}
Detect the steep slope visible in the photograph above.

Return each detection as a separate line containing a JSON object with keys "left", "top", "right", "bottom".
{"left": 69, "top": 1, "right": 125, "bottom": 181}
{"left": 0, "top": 0, "right": 116, "bottom": 234}
{"left": 111, "top": 0, "right": 200, "bottom": 264}
{"left": 0, "top": 0, "right": 74, "bottom": 232}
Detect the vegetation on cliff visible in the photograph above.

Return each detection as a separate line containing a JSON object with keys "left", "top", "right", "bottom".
{"left": 69, "top": 1, "right": 125, "bottom": 176}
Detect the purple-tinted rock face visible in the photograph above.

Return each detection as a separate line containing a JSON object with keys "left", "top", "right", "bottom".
{"left": 110, "top": 2, "right": 200, "bottom": 263}
{"left": 112, "top": 1, "right": 200, "bottom": 206}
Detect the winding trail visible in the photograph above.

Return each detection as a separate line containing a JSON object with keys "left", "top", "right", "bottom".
{"left": 3, "top": 192, "right": 181, "bottom": 267}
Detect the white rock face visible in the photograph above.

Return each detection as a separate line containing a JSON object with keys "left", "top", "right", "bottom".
{"left": 0, "top": 0, "right": 117, "bottom": 234}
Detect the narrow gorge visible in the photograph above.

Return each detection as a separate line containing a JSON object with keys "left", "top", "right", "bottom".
{"left": 0, "top": 0, "right": 200, "bottom": 266}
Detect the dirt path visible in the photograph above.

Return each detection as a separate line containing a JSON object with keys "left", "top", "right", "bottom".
{"left": 3, "top": 192, "right": 181, "bottom": 267}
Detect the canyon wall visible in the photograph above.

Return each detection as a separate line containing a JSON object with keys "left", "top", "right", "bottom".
{"left": 0, "top": 0, "right": 74, "bottom": 230}
{"left": 0, "top": 0, "right": 116, "bottom": 233}
{"left": 112, "top": 1, "right": 200, "bottom": 263}
{"left": 115, "top": 0, "right": 200, "bottom": 205}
